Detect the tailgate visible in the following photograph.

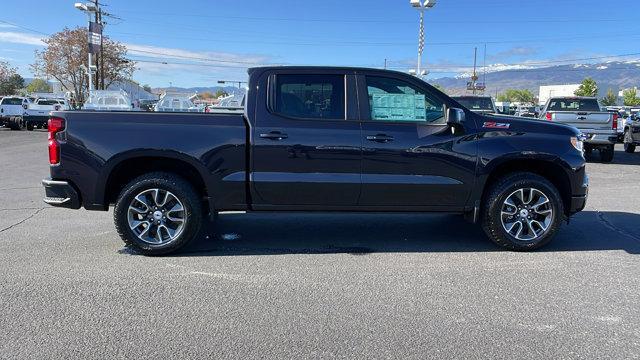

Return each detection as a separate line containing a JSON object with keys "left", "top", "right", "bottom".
{"left": 550, "top": 111, "right": 612, "bottom": 130}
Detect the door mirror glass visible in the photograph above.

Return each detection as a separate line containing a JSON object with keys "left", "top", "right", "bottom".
{"left": 447, "top": 107, "right": 465, "bottom": 125}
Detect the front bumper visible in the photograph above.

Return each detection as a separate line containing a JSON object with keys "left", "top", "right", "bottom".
{"left": 569, "top": 174, "right": 588, "bottom": 214}
{"left": 42, "top": 178, "right": 81, "bottom": 209}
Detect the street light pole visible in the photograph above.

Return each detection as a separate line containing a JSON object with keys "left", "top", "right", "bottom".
{"left": 74, "top": 2, "right": 99, "bottom": 92}
{"left": 410, "top": 0, "right": 436, "bottom": 78}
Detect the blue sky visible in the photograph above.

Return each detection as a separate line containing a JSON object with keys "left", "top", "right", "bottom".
{"left": 0, "top": 0, "right": 639, "bottom": 87}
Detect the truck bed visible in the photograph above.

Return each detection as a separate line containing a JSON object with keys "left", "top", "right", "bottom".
{"left": 50, "top": 110, "right": 249, "bottom": 211}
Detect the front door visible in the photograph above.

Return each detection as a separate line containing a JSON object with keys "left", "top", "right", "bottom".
{"left": 251, "top": 72, "right": 362, "bottom": 208}
{"left": 358, "top": 74, "right": 477, "bottom": 209}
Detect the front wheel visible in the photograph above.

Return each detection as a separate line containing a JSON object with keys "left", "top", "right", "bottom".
{"left": 624, "top": 130, "right": 636, "bottom": 153}
{"left": 482, "top": 172, "right": 563, "bottom": 251}
{"left": 114, "top": 172, "right": 203, "bottom": 255}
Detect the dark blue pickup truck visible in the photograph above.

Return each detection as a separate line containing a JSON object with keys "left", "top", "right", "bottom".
{"left": 43, "top": 66, "right": 588, "bottom": 255}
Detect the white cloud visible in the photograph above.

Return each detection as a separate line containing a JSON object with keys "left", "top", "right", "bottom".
{"left": 0, "top": 31, "right": 44, "bottom": 46}
{"left": 124, "top": 43, "right": 272, "bottom": 67}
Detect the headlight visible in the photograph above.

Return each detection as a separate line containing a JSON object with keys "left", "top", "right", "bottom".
{"left": 571, "top": 136, "right": 584, "bottom": 152}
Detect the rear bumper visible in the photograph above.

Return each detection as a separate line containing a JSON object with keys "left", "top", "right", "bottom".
{"left": 42, "top": 178, "right": 81, "bottom": 209}
{"left": 581, "top": 130, "right": 617, "bottom": 145}
{"left": 25, "top": 115, "right": 49, "bottom": 125}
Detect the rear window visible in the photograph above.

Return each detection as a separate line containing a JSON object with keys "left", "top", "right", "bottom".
{"left": 274, "top": 74, "right": 345, "bottom": 120}
{"left": 1, "top": 98, "right": 23, "bottom": 105}
{"left": 453, "top": 97, "right": 494, "bottom": 111}
{"left": 37, "top": 100, "right": 59, "bottom": 105}
{"left": 548, "top": 98, "right": 600, "bottom": 112}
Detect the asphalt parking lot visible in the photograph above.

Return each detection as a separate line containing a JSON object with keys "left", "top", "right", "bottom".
{"left": 1, "top": 128, "right": 639, "bottom": 359}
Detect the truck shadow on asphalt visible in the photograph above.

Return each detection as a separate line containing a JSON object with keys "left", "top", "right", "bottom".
{"left": 158, "top": 210, "right": 640, "bottom": 256}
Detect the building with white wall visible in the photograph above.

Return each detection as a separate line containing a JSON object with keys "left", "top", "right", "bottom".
{"left": 538, "top": 84, "right": 581, "bottom": 105}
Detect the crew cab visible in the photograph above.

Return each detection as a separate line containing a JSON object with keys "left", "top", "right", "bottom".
{"left": 540, "top": 97, "right": 618, "bottom": 162}
{"left": 42, "top": 67, "right": 588, "bottom": 255}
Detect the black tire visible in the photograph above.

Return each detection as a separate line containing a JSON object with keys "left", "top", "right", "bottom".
{"left": 481, "top": 172, "right": 564, "bottom": 251}
{"left": 114, "top": 172, "right": 203, "bottom": 255}
{"left": 583, "top": 145, "right": 592, "bottom": 157}
{"left": 8, "top": 117, "right": 21, "bottom": 130}
{"left": 26, "top": 122, "right": 34, "bottom": 131}
{"left": 600, "top": 145, "right": 614, "bottom": 163}
{"left": 624, "top": 130, "right": 636, "bottom": 153}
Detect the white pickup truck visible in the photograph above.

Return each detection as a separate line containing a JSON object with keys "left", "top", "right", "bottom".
{"left": 24, "top": 98, "right": 69, "bottom": 130}
{"left": 540, "top": 97, "right": 617, "bottom": 162}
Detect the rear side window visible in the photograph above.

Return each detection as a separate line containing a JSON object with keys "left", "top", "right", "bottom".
{"left": 548, "top": 98, "right": 600, "bottom": 112}
{"left": 274, "top": 74, "right": 345, "bottom": 120}
{"left": 366, "top": 76, "right": 444, "bottom": 124}
{"left": 1, "top": 98, "right": 23, "bottom": 105}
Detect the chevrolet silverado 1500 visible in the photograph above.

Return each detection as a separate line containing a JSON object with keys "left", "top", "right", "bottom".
{"left": 42, "top": 67, "right": 588, "bottom": 255}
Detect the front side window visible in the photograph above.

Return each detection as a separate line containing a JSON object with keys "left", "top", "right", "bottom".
{"left": 366, "top": 76, "right": 444, "bottom": 124}
{"left": 274, "top": 74, "right": 345, "bottom": 120}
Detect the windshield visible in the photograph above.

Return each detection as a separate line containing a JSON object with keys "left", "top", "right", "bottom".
{"left": 548, "top": 98, "right": 600, "bottom": 112}
{"left": 1, "top": 98, "right": 24, "bottom": 105}
{"left": 453, "top": 97, "right": 494, "bottom": 111}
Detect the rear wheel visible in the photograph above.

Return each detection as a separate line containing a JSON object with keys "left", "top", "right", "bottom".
{"left": 8, "top": 117, "right": 23, "bottom": 130}
{"left": 482, "top": 172, "right": 563, "bottom": 251}
{"left": 624, "top": 130, "right": 636, "bottom": 153}
{"left": 600, "top": 145, "right": 614, "bottom": 162}
{"left": 114, "top": 172, "right": 203, "bottom": 255}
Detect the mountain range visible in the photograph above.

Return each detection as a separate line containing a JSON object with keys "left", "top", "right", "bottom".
{"left": 430, "top": 60, "right": 640, "bottom": 97}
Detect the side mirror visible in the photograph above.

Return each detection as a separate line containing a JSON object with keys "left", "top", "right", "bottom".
{"left": 446, "top": 107, "right": 465, "bottom": 125}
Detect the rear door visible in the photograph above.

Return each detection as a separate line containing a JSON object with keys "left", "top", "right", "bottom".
{"left": 357, "top": 73, "right": 477, "bottom": 209}
{"left": 251, "top": 71, "right": 362, "bottom": 208}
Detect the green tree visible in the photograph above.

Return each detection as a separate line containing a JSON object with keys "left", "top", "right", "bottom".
{"left": 26, "top": 78, "right": 52, "bottom": 93}
{"left": 0, "top": 61, "right": 25, "bottom": 95}
{"left": 600, "top": 88, "right": 618, "bottom": 106}
{"left": 497, "top": 89, "right": 535, "bottom": 103}
{"left": 623, "top": 88, "right": 640, "bottom": 106}
{"left": 574, "top": 77, "right": 598, "bottom": 97}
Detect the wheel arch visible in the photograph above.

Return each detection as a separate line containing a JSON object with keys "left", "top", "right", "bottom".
{"left": 99, "top": 150, "right": 212, "bottom": 210}
{"left": 477, "top": 156, "right": 573, "bottom": 216}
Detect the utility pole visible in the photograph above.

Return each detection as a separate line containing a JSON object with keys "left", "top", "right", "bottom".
{"left": 384, "top": 58, "right": 387, "bottom": 70}
{"left": 472, "top": 47, "right": 478, "bottom": 95}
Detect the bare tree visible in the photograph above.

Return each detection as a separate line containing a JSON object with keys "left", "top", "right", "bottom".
{"left": 32, "top": 27, "right": 135, "bottom": 103}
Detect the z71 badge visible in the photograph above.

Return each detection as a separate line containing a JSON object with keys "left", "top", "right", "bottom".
{"left": 483, "top": 121, "right": 510, "bottom": 129}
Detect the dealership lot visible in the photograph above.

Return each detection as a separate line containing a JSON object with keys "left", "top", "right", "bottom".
{"left": 1, "top": 128, "right": 639, "bottom": 358}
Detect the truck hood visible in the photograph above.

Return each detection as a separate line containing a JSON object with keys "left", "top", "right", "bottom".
{"left": 479, "top": 114, "right": 580, "bottom": 136}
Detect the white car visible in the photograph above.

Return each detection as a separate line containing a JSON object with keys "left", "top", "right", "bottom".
{"left": 0, "top": 96, "right": 30, "bottom": 130}
{"left": 83, "top": 90, "right": 133, "bottom": 111}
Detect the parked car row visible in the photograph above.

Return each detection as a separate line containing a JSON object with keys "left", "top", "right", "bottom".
{"left": 0, "top": 96, "right": 69, "bottom": 130}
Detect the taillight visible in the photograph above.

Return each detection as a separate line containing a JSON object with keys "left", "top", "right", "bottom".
{"left": 612, "top": 113, "right": 619, "bottom": 130}
{"left": 545, "top": 112, "right": 553, "bottom": 121}
{"left": 48, "top": 117, "right": 65, "bottom": 165}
